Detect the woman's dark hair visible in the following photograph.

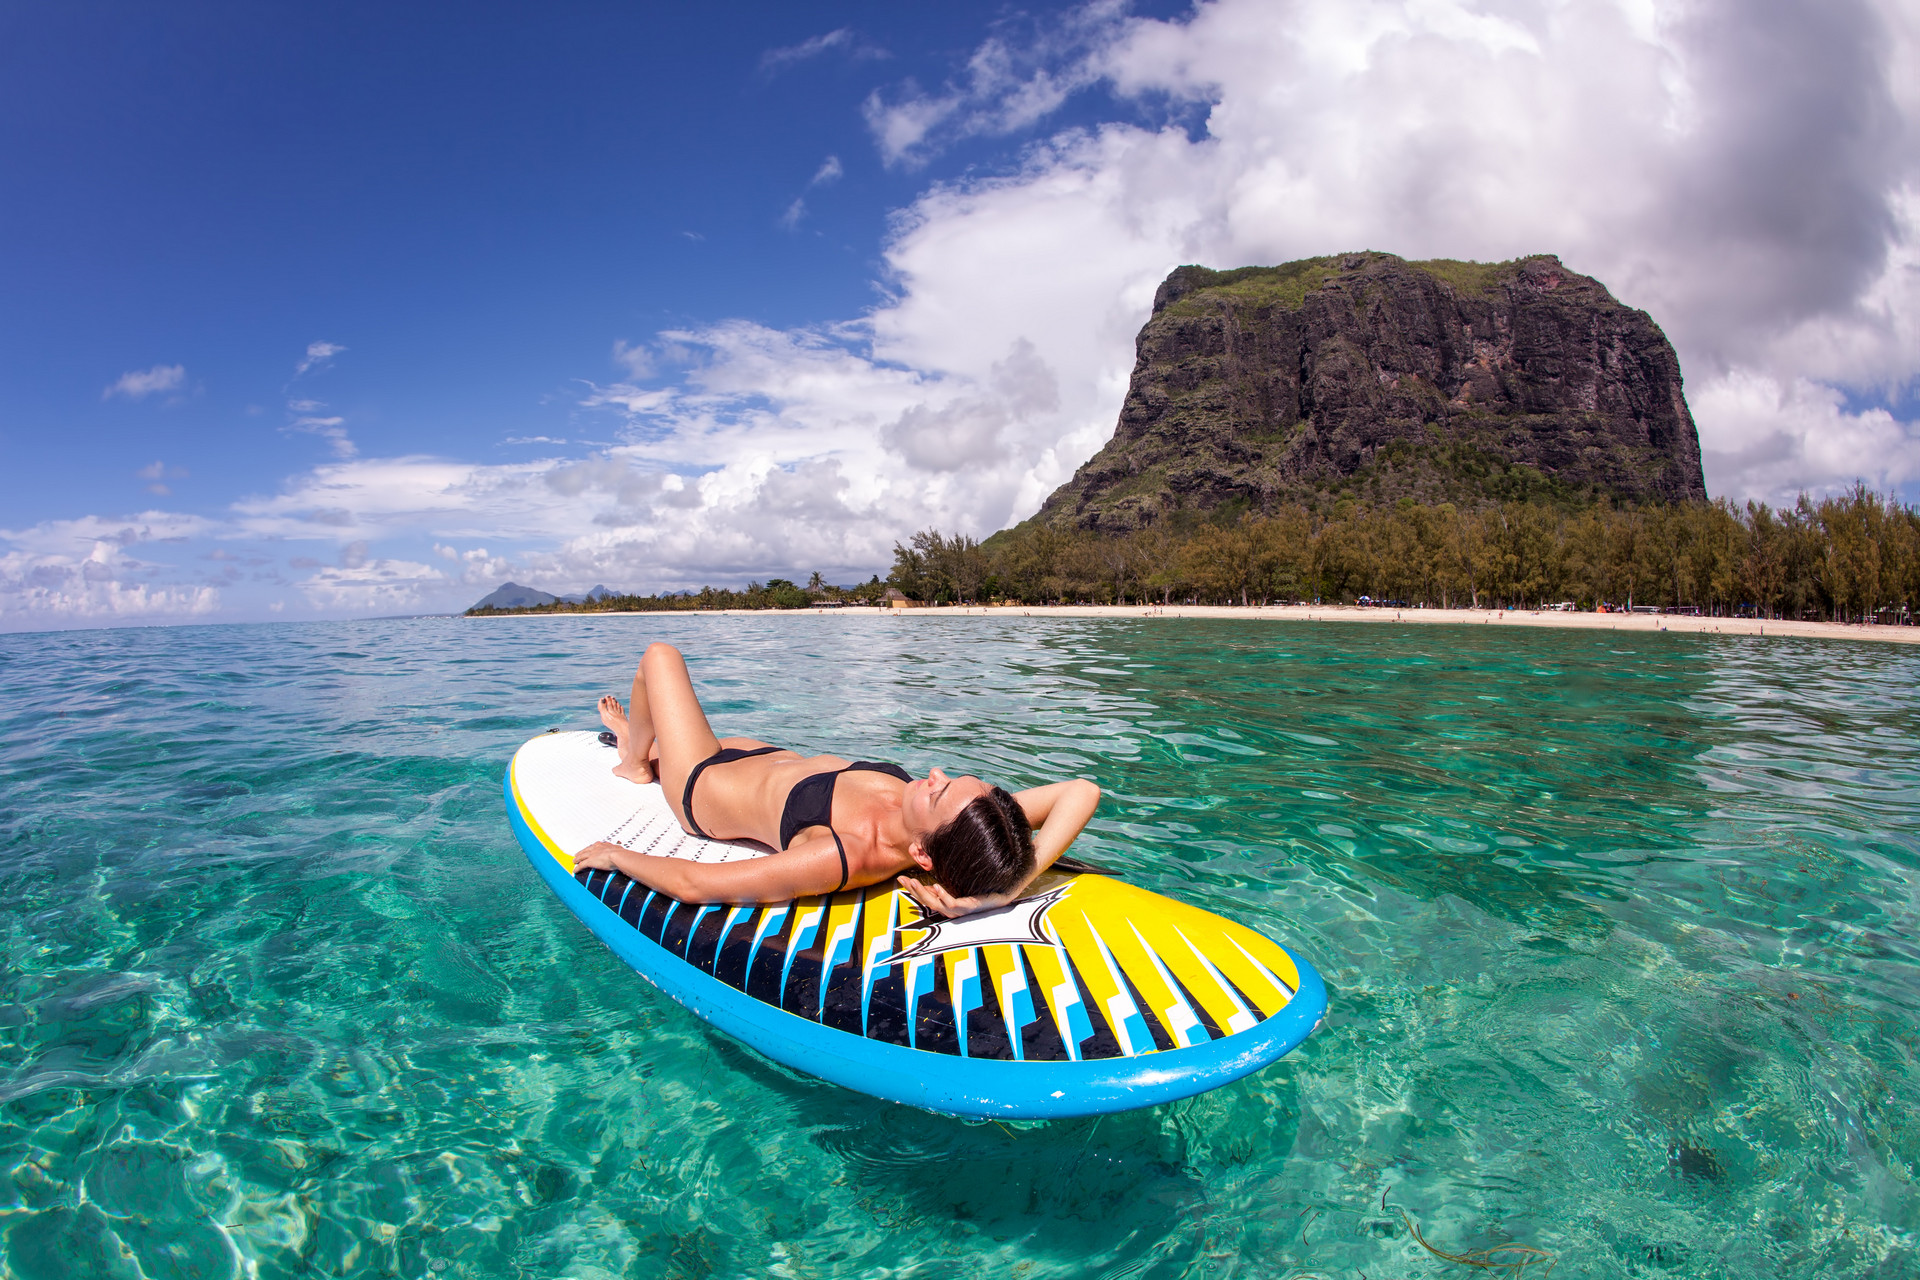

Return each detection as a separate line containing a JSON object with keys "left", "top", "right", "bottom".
{"left": 924, "top": 786, "right": 1035, "bottom": 899}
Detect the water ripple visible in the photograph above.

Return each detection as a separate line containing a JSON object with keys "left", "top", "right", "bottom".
{"left": 0, "top": 616, "right": 1915, "bottom": 1277}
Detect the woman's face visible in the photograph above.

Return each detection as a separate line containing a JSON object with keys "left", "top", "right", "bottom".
{"left": 904, "top": 766, "right": 989, "bottom": 836}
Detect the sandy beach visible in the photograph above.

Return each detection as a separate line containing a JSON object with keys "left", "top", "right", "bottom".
{"left": 475, "top": 602, "right": 1920, "bottom": 645}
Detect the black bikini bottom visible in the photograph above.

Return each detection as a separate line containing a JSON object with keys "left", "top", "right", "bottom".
{"left": 680, "top": 745, "right": 783, "bottom": 840}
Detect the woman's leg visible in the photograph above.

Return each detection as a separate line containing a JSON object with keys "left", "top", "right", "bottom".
{"left": 599, "top": 640, "right": 714, "bottom": 785}
{"left": 633, "top": 644, "right": 728, "bottom": 828}
{"left": 598, "top": 664, "right": 661, "bottom": 784}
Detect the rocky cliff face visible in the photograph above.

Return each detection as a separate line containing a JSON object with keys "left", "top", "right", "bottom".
{"left": 1035, "top": 253, "right": 1707, "bottom": 531}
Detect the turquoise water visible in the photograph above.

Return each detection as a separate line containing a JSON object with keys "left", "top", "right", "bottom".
{"left": 2, "top": 616, "right": 1916, "bottom": 1279}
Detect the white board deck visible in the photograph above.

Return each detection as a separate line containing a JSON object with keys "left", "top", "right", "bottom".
{"left": 512, "top": 730, "right": 768, "bottom": 864}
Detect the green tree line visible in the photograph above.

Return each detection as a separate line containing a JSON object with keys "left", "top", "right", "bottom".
{"left": 889, "top": 487, "right": 1920, "bottom": 621}
{"left": 467, "top": 574, "right": 890, "bottom": 616}
{"left": 465, "top": 487, "right": 1919, "bottom": 621}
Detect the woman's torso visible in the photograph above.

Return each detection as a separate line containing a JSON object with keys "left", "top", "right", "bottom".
{"left": 684, "top": 740, "right": 911, "bottom": 873}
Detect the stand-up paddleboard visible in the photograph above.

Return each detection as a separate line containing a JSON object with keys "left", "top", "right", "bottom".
{"left": 505, "top": 730, "right": 1328, "bottom": 1118}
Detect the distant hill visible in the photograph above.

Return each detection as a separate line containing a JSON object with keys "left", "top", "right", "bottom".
{"left": 470, "top": 582, "right": 559, "bottom": 610}
{"left": 1031, "top": 252, "right": 1707, "bottom": 532}
{"left": 558, "top": 584, "right": 618, "bottom": 604}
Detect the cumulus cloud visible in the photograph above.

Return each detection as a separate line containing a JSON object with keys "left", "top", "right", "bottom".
{"left": 9, "top": 0, "right": 1920, "bottom": 629}
{"left": 853, "top": 0, "right": 1920, "bottom": 504}
{"left": 553, "top": 0, "right": 1919, "bottom": 571}
{"left": 103, "top": 364, "right": 186, "bottom": 400}
{"left": 1692, "top": 370, "right": 1920, "bottom": 501}
{"left": 881, "top": 339, "right": 1061, "bottom": 472}
{"left": 0, "top": 513, "right": 222, "bottom": 628}
{"left": 143, "top": 312, "right": 1067, "bottom": 604}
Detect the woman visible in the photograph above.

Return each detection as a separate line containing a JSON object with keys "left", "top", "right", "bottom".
{"left": 572, "top": 642, "right": 1101, "bottom": 919}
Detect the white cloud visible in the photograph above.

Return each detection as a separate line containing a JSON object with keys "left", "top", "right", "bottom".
{"left": 287, "top": 414, "right": 355, "bottom": 458}
{"left": 115, "top": 310, "right": 1073, "bottom": 606}
{"left": 295, "top": 341, "right": 345, "bottom": 376}
{"left": 296, "top": 556, "right": 446, "bottom": 611}
{"left": 760, "top": 29, "right": 886, "bottom": 75}
{"left": 780, "top": 156, "right": 846, "bottom": 230}
{"left": 0, "top": 513, "right": 223, "bottom": 628}
{"left": 1693, "top": 370, "right": 1919, "bottom": 503}
{"left": 855, "top": 0, "right": 1920, "bottom": 504}
{"left": 231, "top": 456, "right": 552, "bottom": 541}
{"left": 611, "top": 339, "right": 654, "bottom": 379}
{"left": 861, "top": 3, "right": 1123, "bottom": 167}
{"left": 1748, "top": 183, "right": 1920, "bottom": 396}
{"left": 9, "top": 0, "right": 1920, "bottom": 629}
{"left": 103, "top": 364, "right": 185, "bottom": 400}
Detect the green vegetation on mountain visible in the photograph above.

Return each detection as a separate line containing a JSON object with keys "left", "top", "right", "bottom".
{"left": 872, "top": 253, "right": 1920, "bottom": 621}
{"left": 1040, "top": 252, "right": 1707, "bottom": 531}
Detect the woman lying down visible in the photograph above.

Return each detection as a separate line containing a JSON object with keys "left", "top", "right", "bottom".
{"left": 572, "top": 642, "right": 1101, "bottom": 920}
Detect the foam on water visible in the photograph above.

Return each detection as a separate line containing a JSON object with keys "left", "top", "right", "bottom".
{"left": 1, "top": 615, "right": 1916, "bottom": 1278}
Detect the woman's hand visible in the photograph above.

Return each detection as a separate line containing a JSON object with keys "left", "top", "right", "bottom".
{"left": 571, "top": 841, "right": 625, "bottom": 873}
{"left": 898, "top": 875, "right": 1015, "bottom": 920}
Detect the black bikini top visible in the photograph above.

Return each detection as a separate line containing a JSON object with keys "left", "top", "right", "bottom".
{"left": 779, "top": 761, "right": 912, "bottom": 850}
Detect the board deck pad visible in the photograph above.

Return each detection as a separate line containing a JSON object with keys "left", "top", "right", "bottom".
{"left": 508, "top": 730, "right": 1326, "bottom": 1112}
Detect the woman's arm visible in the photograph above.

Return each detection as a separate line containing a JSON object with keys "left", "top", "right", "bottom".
{"left": 570, "top": 834, "right": 850, "bottom": 904}
{"left": 902, "top": 778, "right": 1101, "bottom": 919}
{"left": 1016, "top": 778, "right": 1103, "bottom": 876}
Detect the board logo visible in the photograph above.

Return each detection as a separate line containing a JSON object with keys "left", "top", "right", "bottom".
{"left": 881, "top": 886, "right": 1068, "bottom": 964}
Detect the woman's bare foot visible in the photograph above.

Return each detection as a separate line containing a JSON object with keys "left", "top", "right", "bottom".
{"left": 598, "top": 695, "right": 654, "bottom": 783}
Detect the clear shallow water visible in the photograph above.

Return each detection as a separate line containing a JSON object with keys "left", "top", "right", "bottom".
{"left": 1, "top": 615, "right": 1916, "bottom": 1280}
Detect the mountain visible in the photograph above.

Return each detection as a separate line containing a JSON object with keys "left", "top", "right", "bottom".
{"left": 559, "top": 584, "right": 618, "bottom": 604}
{"left": 470, "top": 582, "right": 560, "bottom": 610}
{"left": 1033, "top": 252, "right": 1707, "bottom": 532}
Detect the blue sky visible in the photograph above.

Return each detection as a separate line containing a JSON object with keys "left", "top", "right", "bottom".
{"left": 3, "top": 1, "right": 1917, "bottom": 628}
{"left": 4, "top": 3, "right": 1171, "bottom": 524}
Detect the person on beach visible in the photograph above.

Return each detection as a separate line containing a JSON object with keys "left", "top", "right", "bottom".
{"left": 574, "top": 642, "right": 1101, "bottom": 919}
